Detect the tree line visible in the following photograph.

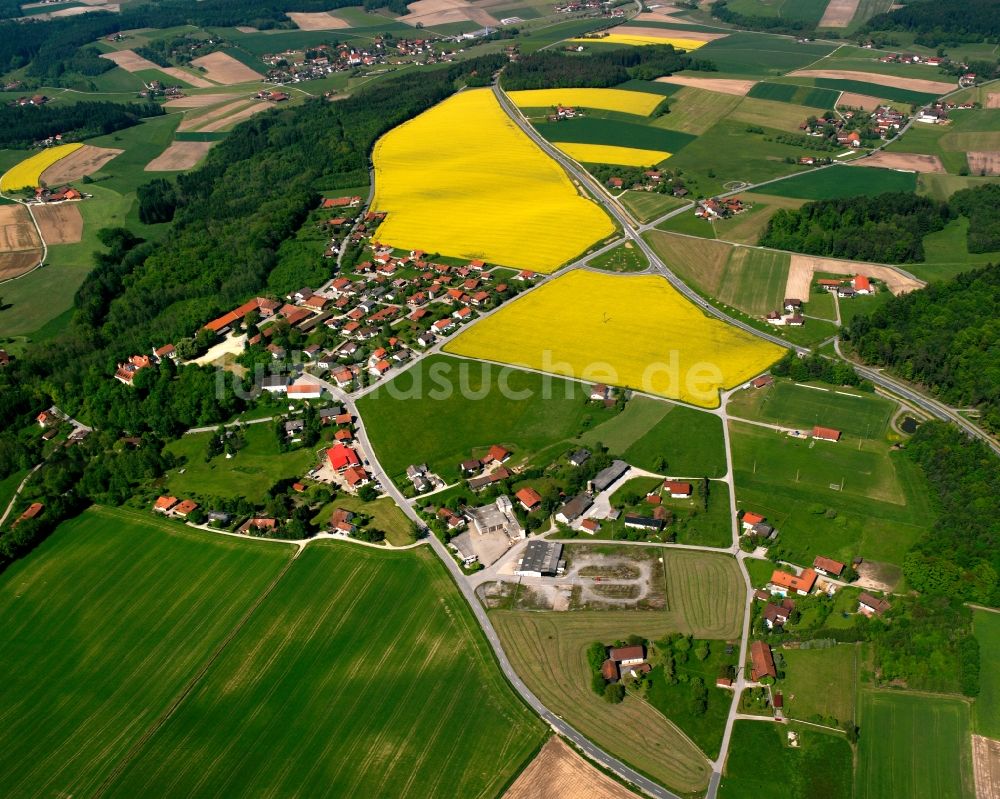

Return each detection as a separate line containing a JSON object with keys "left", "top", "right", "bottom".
{"left": 709, "top": 0, "right": 815, "bottom": 34}
{"left": 759, "top": 191, "right": 951, "bottom": 263}
{"left": 501, "top": 45, "right": 714, "bottom": 90}
{"left": 843, "top": 263, "right": 1000, "bottom": 433}
{"left": 863, "top": 0, "right": 1000, "bottom": 47}
{"left": 0, "top": 100, "right": 164, "bottom": 149}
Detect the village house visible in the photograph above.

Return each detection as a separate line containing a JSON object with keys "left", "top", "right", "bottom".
{"left": 751, "top": 375, "right": 774, "bottom": 389}
{"left": 114, "top": 354, "right": 153, "bottom": 386}
{"left": 663, "top": 480, "right": 692, "bottom": 498}
{"left": 768, "top": 568, "right": 817, "bottom": 597}
{"left": 173, "top": 499, "right": 198, "bottom": 518}
{"left": 515, "top": 487, "right": 543, "bottom": 512}
{"left": 740, "top": 511, "right": 765, "bottom": 531}
{"left": 568, "top": 449, "right": 591, "bottom": 467}
{"left": 327, "top": 444, "right": 361, "bottom": 472}
{"left": 750, "top": 640, "right": 776, "bottom": 681}
{"left": 858, "top": 592, "right": 891, "bottom": 617}
{"left": 330, "top": 508, "right": 356, "bottom": 534}
{"left": 813, "top": 556, "right": 845, "bottom": 577}
{"left": 762, "top": 598, "right": 795, "bottom": 630}
{"left": 556, "top": 493, "right": 593, "bottom": 525}
{"left": 153, "top": 496, "right": 178, "bottom": 513}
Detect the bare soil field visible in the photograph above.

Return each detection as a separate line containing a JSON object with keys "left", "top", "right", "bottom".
{"left": 786, "top": 254, "right": 924, "bottom": 299}
{"left": 288, "top": 11, "right": 351, "bottom": 29}
{"left": 197, "top": 102, "right": 269, "bottom": 133}
{"left": 988, "top": 93, "right": 1000, "bottom": 110}
{"left": 789, "top": 69, "right": 955, "bottom": 94}
{"left": 0, "top": 205, "right": 43, "bottom": 281}
{"left": 655, "top": 75, "right": 756, "bottom": 96}
{"left": 162, "top": 67, "right": 216, "bottom": 88}
{"left": 100, "top": 49, "right": 159, "bottom": 72}
{"left": 190, "top": 52, "right": 262, "bottom": 85}
{"left": 400, "top": 0, "right": 499, "bottom": 27}
{"left": 33, "top": 203, "right": 83, "bottom": 245}
{"left": 818, "top": 0, "right": 860, "bottom": 27}
{"left": 974, "top": 736, "right": 1000, "bottom": 799}
{"left": 635, "top": 5, "right": 698, "bottom": 24}
{"left": 612, "top": 26, "right": 725, "bottom": 42}
{"left": 839, "top": 92, "right": 890, "bottom": 110}
{"left": 38, "top": 145, "right": 123, "bottom": 184}
{"left": 164, "top": 93, "right": 241, "bottom": 108}
{"left": 852, "top": 151, "right": 945, "bottom": 173}
{"left": 968, "top": 152, "right": 1000, "bottom": 177}
{"left": 502, "top": 737, "right": 639, "bottom": 799}
{"left": 178, "top": 98, "right": 251, "bottom": 131}
{"left": 145, "top": 141, "right": 215, "bottom": 171}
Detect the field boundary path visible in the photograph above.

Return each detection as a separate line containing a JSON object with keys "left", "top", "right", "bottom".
{"left": 0, "top": 462, "right": 43, "bottom": 527}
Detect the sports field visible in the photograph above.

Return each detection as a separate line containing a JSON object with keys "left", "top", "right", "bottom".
{"left": 0, "top": 506, "right": 297, "bottom": 797}
{"left": 509, "top": 87, "right": 666, "bottom": 116}
{"left": 974, "top": 609, "right": 1000, "bottom": 739}
{"left": 492, "top": 549, "right": 743, "bottom": 793}
{"left": 444, "top": 271, "right": 784, "bottom": 408}
{"left": 0, "top": 143, "right": 83, "bottom": 191}
{"left": 856, "top": 691, "right": 974, "bottom": 799}
{"left": 780, "top": 644, "right": 859, "bottom": 725}
{"left": 371, "top": 88, "right": 614, "bottom": 271}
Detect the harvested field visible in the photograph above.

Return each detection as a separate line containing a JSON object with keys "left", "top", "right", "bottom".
{"left": 37, "top": 144, "right": 122, "bottom": 184}
{"left": 161, "top": 67, "right": 216, "bottom": 88}
{"left": 968, "top": 152, "right": 1000, "bottom": 177}
{"left": 144, "top": 141, "right": 215, "bottom": 171}
{"left": 974, "top": 736, "right": 1000, "bottom": 799}
{"left": 852, "top": 151, "right": 945, "bottom": 173}
{"left": 33, "top": 203, "right": 83, "bottom": 245}
{"left": 988, "top": 94, "right": 1000, "bottom": 110}
{"left": 786, "top": 254, "right": 924, "bottom": 300}
{"left": 839, "top": 92, "right": 890, "bottom": 110}
{"left": 178, "top": 98, "right": 248, "bottom": 130}
{"left": 819, "top": 0, "right": 860, "bottom": 27}
{"left": 197, "top": 102, "right": 269, "bottom": 132}
{"left": 503, "top": 737, "right": 640, "bottom": 799}
{"left": 401, "top": 0, "right": 499, "bottom": 27}
{"left": 190, "top": 52, "right": 262, "bottom": 85}
{"left": 0, "top": 205, "right": 43, "bottom": 281}
{"left": 164, "top": 93, "right": 241, "bottom": 108}
{"left": 789, "top": 69, "right": 955, "bottom": 95}
{"left": 99, "top": 49, "right": 159, "bottom": 72}
{"left": 287, "top": 10, "right": 351, "bottom": 29}
{"left": 46, "top": 4, "right": 118, "bottom": 17}
{"left": 611, "top": 26, "right": 725, "bottom": 42}
{"left": 635, "top": 6, "right": 698, "bottom": 24}
{"left": 655, "top": 75, "right": 756, "bottom": 96}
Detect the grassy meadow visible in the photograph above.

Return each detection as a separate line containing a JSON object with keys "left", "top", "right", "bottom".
{"left": 780, "top": 644, "right": 859, "bottom": 725}
{"left": 973, "top": 609, "right": 1000, "bottom": 739}
{"left": 755, "top": 165, "right": 918, "bottom": 200}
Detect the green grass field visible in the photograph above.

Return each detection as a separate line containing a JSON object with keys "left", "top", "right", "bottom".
{"left": 856, "top": 690, "right": 974, "bottom": 799}
{"left": 695, "top": 33, "right": 837, "bottom": 77}
{"left": 748, "top": 81, "right": 840, "bottom": 109}
{"left": 313, "top": 495, "right": 414, "bottom": 546}
{"left": 619, "top": 190, "right": 689, "bottom": 222}
{"left": 535, "top": 117, "right": 697, "bottom": 154}
{"left": 744, "top": 556, "right": 777, "bottom": 588}
{"left": 588, "top": 241, "right": 649, "bottom": 272}
{"left": 0, "top": 506, "right": 297, "bottom": 797}
{"left": 163, "top": 422, "right": 316, "bottom": 503}
{"left": 755, "top": 165, "right": 917, "bottom": 200}
{"left": 492, "top": 548, "right": 743, "bottom": 792}
{"left": 714, "top": 247, "right": 789, "bottom": 315}
{"left": 652, "top": 86, "right": 743, "bottom": 135}
{"left": 725, "top": 0, "right": 829, "bottom": 23}
{"left": 575, "top": 395, "right": 728, "bottom": 478}
{"left": 973, "top": 609, "right": 1000, "bottom": 739}
{"left": 780, "top": 645, "right": 859, "bottom": 726}
{"left": 106, "top": 539, "right": 544, "bottom": 798}
{"left": 727, "top": 380, "right": 895, "bottom": 438}
{"left": 730, "top": 421, "right": 935, "bottom": 569}
{"left": 85, "top": 113, "right": 183, "bottom": 194}
{"left": 720, "top": 720, "right": 854, "bottom": 799}
{"left": 791, "top": 76, "right": 941, "bottom": 105}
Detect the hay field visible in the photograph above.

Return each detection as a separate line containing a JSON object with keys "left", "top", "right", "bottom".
{"left": 190, "top": 51, "right": 262, "bottom": 84}
{"left": 0, "top": 204, "right": 43, "bottom": 279}
{"left": 33, "top": 203, "right": 83, "bottom": 244}
{"left": 509, "top": 87, "right": 665, "bottom": 116}
{"left": 400, "top": 0, "right": 499, "bottom": 27}
{"left": 968, "top": 152, "right": 1000, "bottom": 176}
{"left": 287, "top": 10, "right": 351, "bottom": 29}
{"left": 819, "top": 0, "right": 861, "bottom": 27}
{"left": 145, "top": 141, "right": 215, "bottom": 171}
{"left": 655, "top": 75, "right": 757, "bottom": 96}
{"left": 503, "top": 737, "right": 640, "bottom": 799}
{"left": 652, "top": 87, "right": 742, "bottom": 135}
{"left": 1, "top": 143, "right": 83, "bottom": 191}
{"left": 38, "top": 144, "right": 122, "bottom": 184}
{"left": 556, "top": 141, "right": 670, "bottom": 166}
{"left": 574, "top": 33, "right": 710, "bottom": 49}
{"left": 371, "top": 89, "right": 614, "bottom": 271}
{"left": 100, "top": 49, "right": 216, "bottom": 87}
{"left": 445, "top": 270, "right": 783, "bottom": 408}
{"left": 788, "top": 69, "right": 954, "bottom": 95}
{"left": 852, "top": 151, "right": 945, "bottom": 173}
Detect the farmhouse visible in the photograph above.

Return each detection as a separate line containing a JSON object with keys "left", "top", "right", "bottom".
{"left": 751, "top": 375, "right": 774, "bottom": 389}
{"left": 813, "top": 556, "right": 845, "bottom": 577}
{"left": 768, "top": 568, "right": 817, "bottom": 596}
{"left": 262, "top": 375, "right": 289, "bottom": 394}
{"left": 515, "top": 539, "right": 564, "bottom": 577}
{"left": 484, "top": 444, "right": 511, "bottom": 465}
{"left": 762, "top": 599, "right": 795, "bottom": 629}
{"left": 812, "top": 426, "right": 842, "bottom": 442}
{"left": 750, "top": 640, "right": 776, "bottom": 681}
{"left": 342, "top": 466, "right": 370, "bottom": 489}
{"left": 610, "top": 645, "right": 645, "bottom": 666}
{"left": 288, "top": 380, "right": 322, "bottom": 399}
{"left": 556, "top": 493, "right": 593, "bottom": 524}
{"left": 592, "top": 459, "right": 629, "bottom": 492}
{"left": 515, "top": 487, "right": 543, "bottom": 511}
{"left": 858, "top": 592, "right": 891, "bottom": 617}
{"left": 852, "top": 275, "right": 871, "bottom": 294}
{"left": 663, "top": 480, "right": 692, "bottom": 498}
{"left": 468, "top": 467, "right": 510, "bottom": 491}
{"left": 173, "top": 499, "right": 198, "bottom": 518}
{"left": 741, "top": 511, "right": 765, "bottom": 531}
{"left": 153, "top": 496, "right": 178, "bottom": 513}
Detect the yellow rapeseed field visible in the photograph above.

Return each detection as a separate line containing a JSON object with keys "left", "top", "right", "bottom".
{"left": 507, "top": 88, "right": 664, "bottom": 116}
{"left": 572, "top": 34, "right": 709, "bottom": 49}
{"left": 445, "top": 270, "right": 783, "bottom": 408}
{"left": 0, "top": 143, "right": 84, "bottom": 192}
{"left": 371, "top": 89, "right": 615, "bottom": 272}
{"left": 555, "top": 142, "right": 671, "bottom": 167}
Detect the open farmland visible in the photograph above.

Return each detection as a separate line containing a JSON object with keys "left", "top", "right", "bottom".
{"left": 535, "top": 118, "right": 696, "bottom": 156}
{"left": 503, "top": 737, "right": 640, "bottom": 799}
{"left": 974, "top": 609, "right": 1000, "bottom": 739}
{"left": 144, "top": 141, "right": 215, "bottom": 171}
{"left": 788, "top": 68, "right": 955, "bottom": 96}
{"left": 753, "top": 165, "right": 917, "bottom": 200}
{"left": 0, "top": 506, "right": 296, "bottom": 798}
{"left": 0, "top": 143, "right": 83, "bottom": 191}
{"left": 190, "top": 51, "right": 263, "bottom": 84}
{"left": 33, "top": 202, "right": 83, "bottom": 244}
{"left": 106, "top": 541, "right": 545, "bottom": 798}
{"left": 856, "top": 691, "right": 974, "bottom": 799}
{"left": 747, "top": 81, "right": 840, "bottom": 108}
{"left": 651, "top": 86, "right": 743, "bottom": 135}
{"left": 556, "top": 142, "right": 671, "bottom": 167}
{"left": 780, "top": 645, "right": 859, "bottom": 725}
{"left": 573, "top": 32, "right": 711, "bottom": 48}
{"left": 371, "top": 89, "right": 614, "bottom": 271}
{"left": 445, "top": 271, "right": 783, "bottom": 408}
{"left": 508, "top": 87, "right": 666, "bottom": 116}
{"left": 287, "top": 10, "right": 352, "bottom": 29}
{"left": 37, "top": 144, "right": 122, "bottom": 184}
{"left": 655, "top": 75, "right": 757, "bottom": 96}
{"left": 694, "top": 34, "right": 836, "bottom": 77}
{"left": 0, "top": 204, "right": 43, "bottom": 280}
{"left": 492, "top": 549, "right": 743, "bottom": 793}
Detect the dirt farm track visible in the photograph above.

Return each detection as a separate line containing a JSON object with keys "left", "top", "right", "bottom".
{"left": 503, "top": 738, "right": 639, "bottom": 799}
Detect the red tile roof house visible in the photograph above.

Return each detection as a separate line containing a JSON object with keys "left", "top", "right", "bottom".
{"left": 751, "top": 375, "right": 774, "bottom": 389}
{"left": 812, "top": 426, "right": 842, "bottom": 442}
{"left": 327, "top": 444, "right": 361, "bottom": 472}
{"left": 813, "top": 556, "right": 845, "bottom": 577}
{"left": 484, "top": 445, "right": 511, "bottom": 465}
{"left": 740, "top": 511, "right": 765, "bottom": 531}
{"left": 852, "top": 274, "right": 872, "bottom": 294}
{"left": 601, "top": 658, "right": 620, "bottom": 681}
{"left": 172, "top": 499, "right": 199, "bottom": 518}
{"left": 663, "top": 480, "right": 692, "bottom": 498}
{"left": 609, "top": 645, "right": 645, "bottom": 666}
{"left": 37, "top": 410, "right": 55, "bottom": 427}
{"left": 153, "top": 496, "right": 178, "bottom": 513}
{"left": 750, "top": 640, "right": 776, "bottom": 681}
{"left": 769, "top": 568, "right": 817, "bottom": 597}
{"left": 516, "top": 487, "right": 543, "bottom": 511}
{"left": 858, "top": 592, "right": 891, "bottom": 617}
{"left": 343, "top": 466, "right": 370, "bottom": 489}
{"left": 17, "top": 502, "right": 44, "bottom": 524}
